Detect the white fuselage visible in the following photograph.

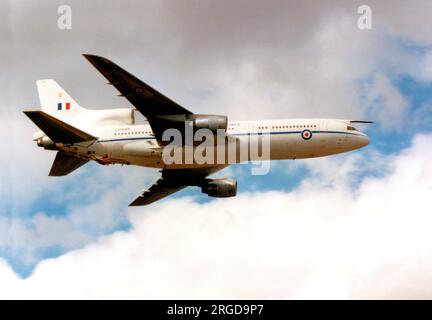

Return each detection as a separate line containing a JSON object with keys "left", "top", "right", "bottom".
{"left": 59, "top": 118, "right": 370, "bottom": 169}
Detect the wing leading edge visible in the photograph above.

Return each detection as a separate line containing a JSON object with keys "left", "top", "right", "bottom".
{"left": 83, "top": 54, "right": 193, "bottom": 143}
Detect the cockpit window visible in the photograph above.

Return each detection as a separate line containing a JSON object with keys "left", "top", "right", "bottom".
{"left": 347, "top": 125, "right": 357, "bottom": 131}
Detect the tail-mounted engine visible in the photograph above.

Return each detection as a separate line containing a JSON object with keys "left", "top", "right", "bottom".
{"left": 36, "top": 136, "right": 57, "bottom": 150}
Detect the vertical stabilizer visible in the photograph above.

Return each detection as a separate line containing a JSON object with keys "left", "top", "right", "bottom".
{"left": 36, "top": 79, "right": 88, "bottom": 123}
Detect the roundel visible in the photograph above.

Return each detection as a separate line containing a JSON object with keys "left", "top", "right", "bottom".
{"left": 301, "top": 129, "right": 312, "bottom": 140}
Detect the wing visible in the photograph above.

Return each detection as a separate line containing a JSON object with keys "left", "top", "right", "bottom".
{"left": 83, "top": 54, "right": 192, "bottom": 143}
{"left": 128, "top": 178, "right": 188, "bottom": 206}
{"left": 129, "top": 166, "right": 227, "bottom": 206}
{"left": 349, "top": 120, "right": 374, "bottom": 124}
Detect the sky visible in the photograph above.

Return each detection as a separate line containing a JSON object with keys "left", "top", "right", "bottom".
{"left": 1, "top": 0, "right": 432, "bottom": 299}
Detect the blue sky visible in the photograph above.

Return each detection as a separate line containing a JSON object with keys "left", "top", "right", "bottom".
{"left": 1, "top": 0, "right": 432, "bottom": 298}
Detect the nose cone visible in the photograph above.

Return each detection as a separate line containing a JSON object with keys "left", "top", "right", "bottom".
{"left": 356, "top": 133, "right": 370, "bottom": 148}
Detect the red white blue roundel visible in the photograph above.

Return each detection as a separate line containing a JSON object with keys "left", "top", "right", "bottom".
{"left": 301, "top": 129, "right": 312, "bottom": 140}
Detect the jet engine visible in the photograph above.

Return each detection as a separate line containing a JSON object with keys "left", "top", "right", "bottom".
{"left": 36, "top": 136, "right": 57, "bottom": 150}
{"left": 201, "top": 178, "right": 237, "bottom": 198}
{"left": 188, "top": 115, "right": 228, "bottom": 131}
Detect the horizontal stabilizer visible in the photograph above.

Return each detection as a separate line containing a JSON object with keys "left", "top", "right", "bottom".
{"left": 49, "top": 151, "right": 89, "bottom": 176}
{"left": 23, "top": 111, "right": 96, "bottom": 143}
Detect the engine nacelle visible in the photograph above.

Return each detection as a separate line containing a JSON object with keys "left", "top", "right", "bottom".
{"left": 201, "top": 178, "right": 237, "bottom": 198}
{"left": 36, "top": 136, "right": 57, "bottom": 150}
{"left": 188, "top": 114, "right": 228, "bottom": 131}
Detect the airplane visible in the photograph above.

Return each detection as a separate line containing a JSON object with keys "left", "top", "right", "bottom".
{"left": 23, "top": 54, "right": 371, "bottom": 206}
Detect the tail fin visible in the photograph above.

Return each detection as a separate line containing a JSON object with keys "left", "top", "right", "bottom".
{"left": 49, "top": 151, "right": 89, "bottom": 176}
{"left": 37, "top": 79, "right": 88, "bottom": 123}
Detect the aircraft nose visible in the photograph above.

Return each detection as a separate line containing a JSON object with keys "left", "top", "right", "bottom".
{"left": 357, "top": 133, "right": 370, "bottom": 148}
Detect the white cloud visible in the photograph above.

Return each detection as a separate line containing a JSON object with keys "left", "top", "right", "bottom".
{"left": 0, "top": 133, "right": 430, "bottom": 299}
{"left": 4, "top": 0, "right": 430, "bottom": 122}
{"left": 286, "top": 147, "right": 393, "bottom": 191}
{"left": 0, "top": 163, "right": 157, "bottom": 275}
{"left": 363, "top": 73, "right": 409, "bottom": 131}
